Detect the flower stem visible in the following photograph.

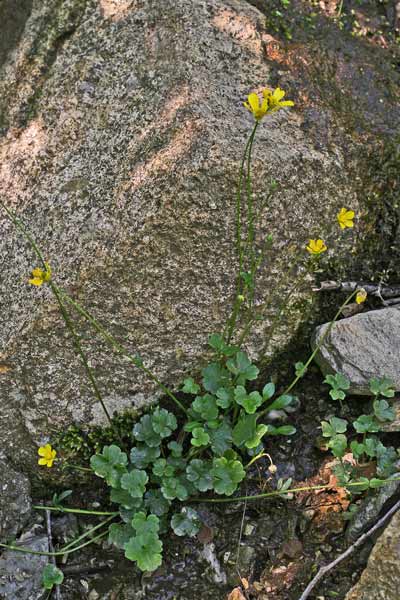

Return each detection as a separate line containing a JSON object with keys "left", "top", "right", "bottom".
{"left": 0, "top": 530, "right": 109, "bottom": 557}
{"left": 225, "top": 123, "right": 258, "bottom": 344}
{"left": 55, "top": 286, "right": 189, "bottom": 416}
{"left": 190, "top": 476, "right": 400, "bottom": 504}
{"left": 59, "top": 514, "right": 116, "bottom": 552}
{"left": 33, "top": 506, "right": 118, "bottom": 516}
{"left": 50, "top": 282, "right": 117, "bottom": 435}
{"left": 257, "top": 290, "right": 357, "bottom": 419}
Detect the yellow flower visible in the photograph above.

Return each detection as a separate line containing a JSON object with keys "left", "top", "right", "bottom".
{"left": 337, "top": 208, "right": 355, "bottom": 229}
{"left": 306, "top": 239, "right": 327, "bottom": 255}
{"left": 263, "top": 87, "right": 295, "bottom": 113}
{"left": 356, "top": 288, "right": 367, "bottom": 304}
{"left": 38, "top": 444, "right": 57, "bottom": 468}
{"left": 244, "top": 87, "right": 294, "bottom": 120}
{"left": 29, "top": 263, "right": 52, "bottom": 286}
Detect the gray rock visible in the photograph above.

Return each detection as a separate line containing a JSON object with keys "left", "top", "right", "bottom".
{"left": 345, "top": 509, "right": 400, "bottom": 600}
{"left": 346, "top": 475, "right": 400, "bottom": 542}
{"left": 0, "top": 0, "right": 398, "bottom": 474}
{"left": 0, "top": 458, "right": 32, "bottom": 542}
{"left": 312, "top": 307, "right": 400, "bottom": 395}
{"left": 0, "top": 530, "right": 48, "bottom": 600}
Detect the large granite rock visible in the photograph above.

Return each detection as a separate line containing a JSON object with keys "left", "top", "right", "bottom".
{"left": 345, "top": 509, "right": 400, "bottom": 600}
{"left": 313, "top": 307, "right": 400, "bottom": 395}
{"left": 0, "top": 0, "right": 399, "bottom": 474}
{"left": 0, "top": 458, "right": 32, "bottom": 542}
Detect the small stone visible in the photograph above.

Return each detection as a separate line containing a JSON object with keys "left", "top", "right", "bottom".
{"left": 312, "top": 308, "right": 400, "bottom": 395}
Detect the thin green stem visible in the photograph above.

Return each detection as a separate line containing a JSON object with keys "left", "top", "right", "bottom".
{"left": 62, "top": 463, "right": 92, "bottom": 473}
{"left": 283, "top": 290, "right": 357, "bottom": 395}
{"left": 1, "top": 202, "right": 120, "bottom": 436}
{"left": 257, "top": 290, "right": 357, "bottom": 419}
{"left": 33, "top": 506, "right": 118, "bottom": 516}
{"left": 245, "top": 122, "right": 259, "bottom": 305}
{"left": 225, "top": 123, "right": 258, "bottom": 344}
{"left": 1, "top": 202, "right": 46, "bottom": 268}
{"left": 190, "top": 477, "right": 400, "bottom": 504}
{"left": 55, "top": 286, "right": 188, "bottom": 416}
{"left": 50, "top": 282, "right": 116, "bottom": 434}
{"left": 0, "top": 530, "right": 109, "bottom": 557}
{"left": 60, "top": 515, "right": 116, "bottom": 552}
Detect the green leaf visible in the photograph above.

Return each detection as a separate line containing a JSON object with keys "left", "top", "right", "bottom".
{"left": 110, "top": 487, "right": 143, "bottom": 510}
{"left": 369, "top": 377, "right": 395, "bottom": 398}
{"left": 191, "top": 427, "right": 210, "bottom": 447}
{"left": 52, "top": 490, "right": 72, "bottom": 507}
{"left": 132, "top": 415, "right": 162, "bottom": 447}
{"left": 184, "top": 420, "right": 202, "bottom": 432}
{"left": 245, "top": 424, "right": 269, "bottom": 449}
{"left": 353, "top": 415, "right": 380, "bottom": 434}
{"left": 373, "top": 399, "right": 396, "bottom": 422}
{"left": 363, "top": 436, "right": 381, "bottom": 458}
{"left": 202, "top": 363, "right": 231, "bottom": 393}
{"left": 145, "top": 490, "right": 171, "bottom": 516}
{"left": 328, "top": 434, "right": 347, "bottom": 458}
{"left": 152, "top": 458, "right": 175, "bottom": 478}
{"left": 376, "top": 446, "right": 398, "bottom": 477}
{"left": 266, "top": 394, "right": 294, "bottom": 412}
{"left": 125, "top": 533, "right": 163, "bottom": 572}
{"left": 90, "top": 445, "right": 128, "bottom": 488}
{"left": 132, "top": 512, "right": 160, "bottom": 536}
{"left": 330, "top": 389, "right": 346, "bottom": 401}
{"left": 208, "top": 334, "right": 239, "bottom": 357}
{"left": 182, "top": 377, "right": 200, "bottom": 395}
{"left": 167, "top": 441, "right": 183, "bottom": 457}
{"left": 192, "top": 394, "right": 219, "bottom": 421}
{"left": 262, "top": 382, "right": 275, "bottom": 400}
{"left": 295, "top": 362, "right": 307, "bottom": 378}
{"left": 232, "top": 414, "right": 257, "bottom": 448}
{"left": 130, "top": 445, "right": 160, "bottom": 469}
{"left": 108, "top": 522, "right": 135, "bottom": 549}
{"left": 227, "top": 351, "right": 259, "bottom": 384}
{"left": 324, "top": 373, "right": 350, "bottom": 391}
{"left": 42, "top": 564, "right": 64, "bottom": 590}
{"left": 209, "top": 421, "right": 232, "bottom": 455}
{"left": 171, "top": 507, "right": 201, "bottom": 537}
{"left": 151, "top": 408, "right": 177, "bottom": 438}
{"left": 211, "top": 457, "right": 245, "bottom": 495}
{"left": 350, "top": 441, "right": 366, "bottom": 460}
{"left": 120, "top": 469, "right": 148, "bottom": 499}
{"left": 321, "top": 417, "right": 348, "bottom": 438}
{"left": 216, "top": 387, "right": 233, "bottom": 409}
{"left": 161, "top": 476, "right": 189, "bottom": 501}
{"left": 234, "top": 386, "right": 262, "bottom": 414}
{"left": 186, "top": 459, "right": 213, "bottom": 492}
{"left": 267, "top": 424, "right": 296, "bottom": 436}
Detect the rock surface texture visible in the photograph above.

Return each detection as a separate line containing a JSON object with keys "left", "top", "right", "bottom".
{"left": 0, "top": 530, "right": 48, "bottom": 600}
{"left": 313, "top": 307, "right": 400, "bottom": 395}
{"left": 345, "top": 509, "right": 400, "bottom": 600}
{"left": 0, "top": 458, "right": 32, "bottom": 541}
{"left": 0, "top": 0, "right": 399, "bottom": 473}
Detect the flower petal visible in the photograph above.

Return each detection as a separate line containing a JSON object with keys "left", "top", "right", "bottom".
{"left": 273, "top": 87, "right": 285, "bottom": 101}
{"left": 247, "top": 93, "right": 260, "bottom": 113}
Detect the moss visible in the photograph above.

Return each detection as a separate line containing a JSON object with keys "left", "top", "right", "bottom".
{"left": 53, "top": 408, "right": 141, "bottom": 463}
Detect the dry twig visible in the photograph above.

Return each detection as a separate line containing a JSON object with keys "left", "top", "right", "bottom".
{"left": 298, "top": 499, "right": 400, "bottom": 600}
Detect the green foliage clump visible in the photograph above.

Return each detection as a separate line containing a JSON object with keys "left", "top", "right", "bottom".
{"left": 322, "top": 375, "right": 399, "bottom": 493}
{"left": 89, "top": 336, "right": 298, "bottom": 571}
